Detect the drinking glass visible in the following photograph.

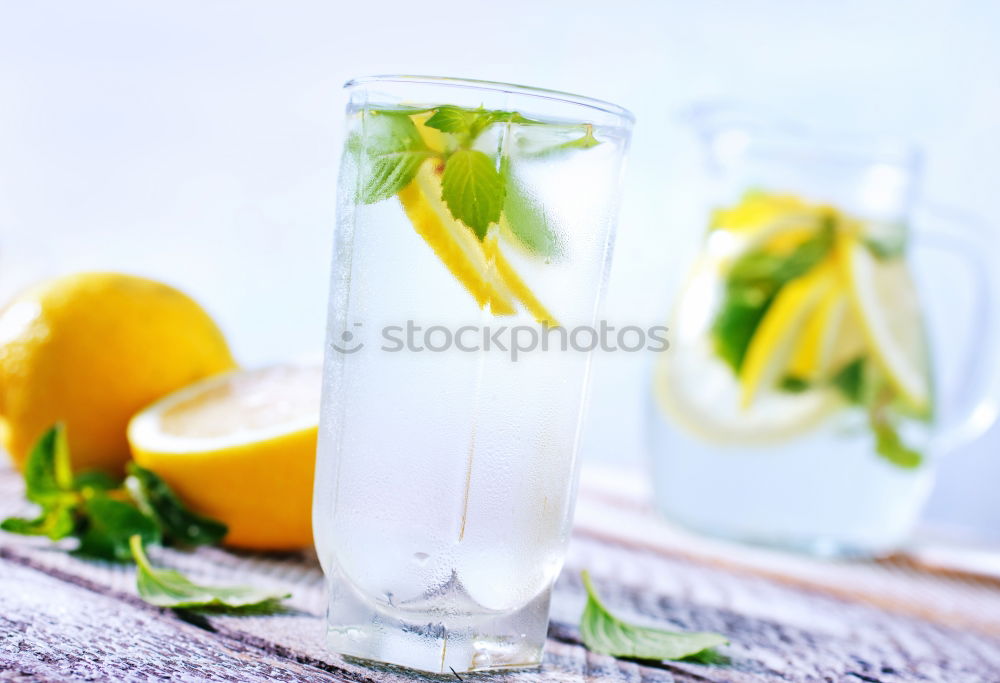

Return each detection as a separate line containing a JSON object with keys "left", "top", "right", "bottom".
{"left": 648, "top": 104, "right": 1000, "bottom": 557}
{"left": 314, "top": 76, "right": 632, "bottom": 673}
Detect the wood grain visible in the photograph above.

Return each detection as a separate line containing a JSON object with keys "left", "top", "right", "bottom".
{"left": 3, "top": 464, "right": 1000, "bottom": 682}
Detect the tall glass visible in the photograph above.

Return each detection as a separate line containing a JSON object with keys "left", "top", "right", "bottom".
{"left": 648, "top": 104, "right": 1000, "bottom": 556}
{"left": 314, "top": 76, "right": 632, "bottom": 673}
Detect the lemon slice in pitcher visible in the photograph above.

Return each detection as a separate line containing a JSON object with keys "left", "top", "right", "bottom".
{"left": 739, "top": 263, "right": 837, "bottom": 408}
{"left": 787, "top": 285, "right": 866, "bottom": 382}
{"left": 839, "top": 235, "right": 932, "bottom": 415}
{"left": 654, "top": 258, "right": 841, "bottom": 445}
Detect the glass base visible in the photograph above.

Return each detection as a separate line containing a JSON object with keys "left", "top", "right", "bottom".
{"left": 325, "top": 569, "right": 551, "bottom": 674}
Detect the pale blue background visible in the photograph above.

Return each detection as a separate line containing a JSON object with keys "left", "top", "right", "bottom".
{"left": 2, "top": 1, "right": 998, "bottom": 536}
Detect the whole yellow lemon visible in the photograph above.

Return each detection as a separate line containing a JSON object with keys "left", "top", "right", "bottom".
{"left": 0, "top": 273, "right": 236, "bottom": 473}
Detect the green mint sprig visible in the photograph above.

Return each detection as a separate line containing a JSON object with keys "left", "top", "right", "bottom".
{"left": 712, "top": 219, "right": 835, "bottom": 372}
{"left": 441, "top": 149, "right": 506, "bottom": 238}
{"left": 579, "top": 570, "right": 728, "bottom": 661}
{"left": 353, "top": 111, "right": 436, "bottom": 204}
{"left": 1, "top": 425, "right": 287, "bottom": 610}
{"left": 350, "top": 105, "right": 596, "bottom": 259}
{"left": 1, "top": 425, "right": 227, "bottom": 559}
{"left": 126, "top": 462, "right": 228, "bottom": 546}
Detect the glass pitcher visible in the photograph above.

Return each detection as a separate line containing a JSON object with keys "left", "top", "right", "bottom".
{"left": 647, "top": 104, "right": 1000, "bottom": 556}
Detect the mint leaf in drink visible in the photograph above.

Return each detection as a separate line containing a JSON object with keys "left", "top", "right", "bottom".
{"left": 425, "top": 106, "right": 537, "bottom": 139}
{"left": 500, "top": 159, "right": 559, "bottom": 258}
{"left": 832, "top": 358, "right": 866, "bottom": 404}
{"left": 727, "top": 219, "right": 835, "bottom": 290}
{"left": 485, "top": 109, "right": 536, "bottom": 125}
{"left": 871, "top": 413, "right": 922, "bottom": 468}
{"left": 424, "top": 105, "right": 480, "bottom": 134}
{"left": 441, "top": 149, "right": 505, "bottom": 239}
{"left": 354, "top": 111, "right": 434, "bottom": 204}
{"left": 711, "top": 286, "right": 771, "bottom": 372}
{"left": 525, "top": 125, "right": 603, "bottom": 159}
{"left": 711, "top": 221, "right": 835, "bottom": 372}
{"left": 126, "top": 463, "right": 227, "bottom": 547}
{"left": 579, "top": 571, "right": 727, "bottom": 661}
{"left": 778, "top": 376, "right": 810, "bottom": 393}
{"left": 74, "top": 495, "right": 161, "bottom": 562}
{"left": 130, "top": 536, "right": 289, "bottom": 609}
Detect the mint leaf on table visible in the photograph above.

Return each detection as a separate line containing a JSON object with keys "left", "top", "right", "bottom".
{"left": 579, "top": 571, "right": 727, "bottom": 661}
{"left": 130, "top": 536, "right": 289, "bottom": 609}
{"left": 2, "top": 425, "right": 78, "bottom": 541}
{"left": 500, "top": 159, "right": 559, "bottom": 258}
{"left": 73, "top": 470, "right": 120, "bottom": 492}
{"left": 1, "top": 505, "right": 75, "bottom": 541}
{"left": 74, "top": 496, "right": 160, "bottom": 562}
{"left": 23, "top": 424, "right": 74, "bottom": 505}
{"left": 125, "top": 463, "right": 227, "bottom": 547}
{"left": 441, "top": 149, "right": 505, "bottom": 239}
{"left": 353, "top": 111, "right": 434, "bottom": 204}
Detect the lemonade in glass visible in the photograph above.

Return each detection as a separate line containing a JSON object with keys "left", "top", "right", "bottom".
{"left": 313, "top": 76, "right": 632, "bottom": 673}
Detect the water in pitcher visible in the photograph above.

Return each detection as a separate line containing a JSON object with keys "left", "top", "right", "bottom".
{"left": 650, "top": 191, "right": 935, "bottom": 555}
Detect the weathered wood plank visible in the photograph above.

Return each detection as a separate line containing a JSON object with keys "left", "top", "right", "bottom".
{"left": 0, "top": 559, "right": 339, "bottom": 682}
{"left": 4, "top": 464, "right": 1000, "bottom": 681}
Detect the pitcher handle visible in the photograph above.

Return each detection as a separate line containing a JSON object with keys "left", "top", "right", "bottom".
{"left": 912, "top": 202, "right": 1000, "bottom": 454}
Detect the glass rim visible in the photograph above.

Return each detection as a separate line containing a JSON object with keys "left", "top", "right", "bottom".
{"left": 344, "top": 74, "right": 635, "bottom": 124}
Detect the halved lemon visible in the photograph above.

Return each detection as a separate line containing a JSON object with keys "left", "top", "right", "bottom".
{"left": 838, "top": 235, "right": 932, "bottom": 415}
{"left": 128, "top": 365, "right": 320, "bottom": 550}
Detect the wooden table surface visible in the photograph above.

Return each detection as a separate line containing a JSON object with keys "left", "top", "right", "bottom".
{"left": 3, "top": 462, "right": 1000, "bottom": 682}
